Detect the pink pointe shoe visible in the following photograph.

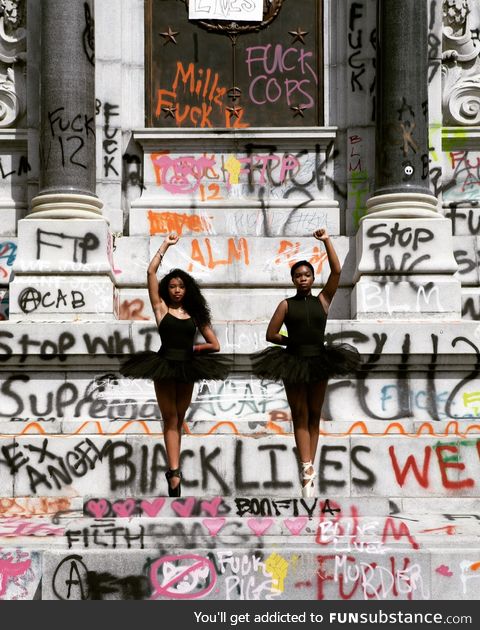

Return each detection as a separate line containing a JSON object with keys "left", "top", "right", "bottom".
{"left": 301, "top": 461, "right": 316, "bottom": 498}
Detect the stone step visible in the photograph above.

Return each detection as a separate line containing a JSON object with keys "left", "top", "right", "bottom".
{"left": 82, "top": 496, "right": 389, "bottom": 518}
{"left": 2, "top": 508, "right": 479, "bottom": 549}
{"left": 27, "top": 548, "right": 480, "bottom": 600}
{"left": 2, "top": 434, "right": 479, "bottom": 499}
{"left": 4, "top": 495, "right": 479, "bottom": 519}
{"left": 2, "top": 419, "right": 480, "bottom": 437}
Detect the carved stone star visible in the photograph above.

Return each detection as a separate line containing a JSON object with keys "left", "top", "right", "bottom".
{"left": 162, "top": 105, "right": 177, "bottom": 118}
{"left": 160, "top": 27, "right": 179, "bottom": 45}
{"left": 291, "top": 105, "right": 306, "bottom": 118}
{"left": 227, "top": 106, "right": 243, "bottom": 119}
{"left": 288, "top": 27, "right": 308, "bottom": 44}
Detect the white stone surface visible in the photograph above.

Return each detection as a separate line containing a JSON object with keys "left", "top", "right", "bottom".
{"left": 9, "top": 276, "right": 116, "bottom": 320}
{"left": 350, "top": 436, "right": 468, "bottom": 498}
{"left": 346, "top": 127, "right": 375, "bottom": 234}
{"left": 135, "top": 130, "right": 338, "bottom": 205}
{"left": 11, "top": 436, "right": 128, "bottom": 499}
{"left": 13, "top": 220, "right": 112, "bottom": 273}
{"left": 129, "top": 202, "right": 340, "bottom": 237}
{"left": 111, "top": 236, "right": 149, "bottom": 285}
{"left": 355, "top": 218, "right": 459, "bottom": 277}
{"left": 2, "top": 320, "right": 480, "bottom": 357}
{"left": 116, "top": 287, "right": 352, "bottom": 322}
{"left": 148, "top": 235, "right": 355, "bottom": 286}
{"left": 352, "top": 276, "right": 462, "bottom": 319}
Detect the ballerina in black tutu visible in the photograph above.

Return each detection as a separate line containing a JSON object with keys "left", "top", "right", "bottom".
{"left": 120, "top": 232, "right": 229, "bottom": 496}
{"left": 252, "top": 228, "right": 360, "bottom": 497}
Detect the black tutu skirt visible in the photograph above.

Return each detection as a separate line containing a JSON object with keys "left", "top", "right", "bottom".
{"left": 251, "top": 343, "right": 361, "bottom": 384}
{"left": 120, "top": 348, "right": 231, "bottom": 383}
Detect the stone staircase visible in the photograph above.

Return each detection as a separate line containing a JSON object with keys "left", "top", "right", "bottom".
{"left": 1, "top": 423, "right": 480, "bottom": 600}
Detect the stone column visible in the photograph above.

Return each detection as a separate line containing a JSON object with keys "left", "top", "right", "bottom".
{"left": 372, "top": 0, "right": 436, "bottom": 210}
{"left": 29, "top": 0, "right": 102, "bottom": 219}
{"left": 10, "top": 1, "right": 116, "bottom": 321}
{"left": 352, "top": 0, "right": 460, "bottom": 319}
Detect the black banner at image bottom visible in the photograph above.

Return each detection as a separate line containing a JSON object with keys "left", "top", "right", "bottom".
{"left": 0, "top": 600, "right": 477, "bottom": 630}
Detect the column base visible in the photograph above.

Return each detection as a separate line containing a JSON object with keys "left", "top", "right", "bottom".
{"left": 27, "top": 193, "right": 105, "bottom": 220}
{"left": 352, "top": 213, "right": 461, "bottom": 319}
{"left": 9, "top": 219, "right": 118, "bottom": 321}
{"left": 365, "top": 192, "right": 440, "bottom": 219}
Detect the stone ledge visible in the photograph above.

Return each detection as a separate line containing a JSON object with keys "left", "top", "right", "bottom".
{"left": 133, "top": 126, "right": 338, "bottom": 147}
{"left": 0, "top": 320, "right": 477, "bottom": 361}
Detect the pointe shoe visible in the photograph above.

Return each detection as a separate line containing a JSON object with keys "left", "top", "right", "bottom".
{"left": 165, "top": 468, "right": 182, "bottom": 497}
{"left": 301, "top": 461, "right": 316, "bottom": 498}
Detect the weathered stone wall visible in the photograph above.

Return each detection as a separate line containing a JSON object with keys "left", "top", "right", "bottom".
{"left": 1, "top": 0, "right": 480, "bottom": 601}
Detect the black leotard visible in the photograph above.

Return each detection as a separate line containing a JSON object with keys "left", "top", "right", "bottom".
{"left": 251, "top": 293, "right": 361, "bottom": 383}
{"left": 284, "top": 294, "right": 326, "bottom": 348}
{"left": 120, "top": 311, "right": 230, "bottom": 382}
{"left": 158, "top": 313, "right": 196, "bottom": 360}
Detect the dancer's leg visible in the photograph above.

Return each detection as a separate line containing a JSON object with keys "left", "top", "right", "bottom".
{"left": 174, "top": 381, "right": 195, "bottom": 452}
{"left": 307, "top": 379, "right": 328, "bottom": 463}
{"left": 155, "top": 379, "right": 181, "bottom": 489}
{"left": 284, "top": 382, "right": 313, "bottom": 484}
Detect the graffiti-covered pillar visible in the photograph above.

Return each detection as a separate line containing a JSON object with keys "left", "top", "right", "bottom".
{"left": 352, "top": 0, "right": 460, "bottom": 319}
{"left": 30, "top": 0, "right": 101, "bottom": 218}
{"left": 9, "top": 0, "right": 117, "bottom": 321}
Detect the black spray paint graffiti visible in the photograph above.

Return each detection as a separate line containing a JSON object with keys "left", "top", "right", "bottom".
{"left": 0, "top": 326, "right": 156, "bottom": 364}
{"left": 0, "top": 438, "right": 376, "bottom": 496}
{"left": 239, "top": 142, "right": 346, "bottom": 237}
{"left": 324, "top": 331, "right": 480, "bottom": 422}
{"left": 428, "top": 0, "right": 441, "bottom": 84}
{"left": 0, "top": 373, "right": 160, "bottom": 419}
{"left": 65, "top": 521, "right": 145, "bottom": 550}
{"left": 348, "top": 1, "right": 376, "bottom": 121}
{"left": 36, "top": 229, "right": 99, "bottom": 262}
{"left": 46, "top": 107, "right": 95, "bottom": 170}
{"left": 65, "top": 521, "right": 254, "bottom": 552}
{"left": 463, "top": 297, "right": 480, "bottom": 320}
{"left": 123, "top": 153, "right": 146, "bottom": 194}
{"left": 83, "top": 2, "right": 94, "bottom": 65}
{"left": 96, "top": 100, "right": 120, "bottom": 177}
{"left": 52, "top": 554, "right": 151, "bottom": 600}
{"left": 0, "top": 438, "right": 112, "bottom": 494}
{"left": 445, "top": 202, "right": 480, "bottom": 236}
{"left": 367, "top": 222, "right": 433, "bottom": 276}
{"left": 0, "top": 156, "right": 31, "bottom": 179}
{"left": 234, "top": 497, "right": 340, "bottom": 518}
{"left": 1, "top": 327, "right": 480, "bottom": 421}
{"left": 18, "top": 288, "right": 86, "bottom": 314}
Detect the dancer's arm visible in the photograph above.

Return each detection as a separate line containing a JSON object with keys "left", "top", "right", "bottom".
{"left": 266, "top": 300, "right": 288, "bottom": 345}
{"left": 314, "top": 228, "right": 341, "bottom": 310}
{"left": 147, "top": 232, "right": 179, "bottom": 325}
{"left": 195, "top": 325, "right": 220, "bottom": 353}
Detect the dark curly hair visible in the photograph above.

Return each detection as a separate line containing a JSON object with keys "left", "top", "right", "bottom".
{"left": 290, "top": 260, "right": 315, "bottom": 279}
{"left": 159, "top": 268, "right": 212, "bottom": 328}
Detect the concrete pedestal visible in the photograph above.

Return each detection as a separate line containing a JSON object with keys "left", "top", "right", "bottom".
{"left": 10, "top": 219, "right": 116, "bottom": 320}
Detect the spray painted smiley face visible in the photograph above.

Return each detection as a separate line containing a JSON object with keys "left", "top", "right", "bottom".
{"left": 403, "top": 161, "right": 414, "bottom": 179}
